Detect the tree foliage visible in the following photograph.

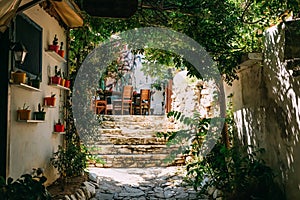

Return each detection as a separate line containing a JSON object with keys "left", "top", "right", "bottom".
{"left": 70, "top": 0, "right": 300, "bottom": 83}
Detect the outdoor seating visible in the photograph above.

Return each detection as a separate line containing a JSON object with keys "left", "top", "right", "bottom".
{"left": 95, "top": 100, "right": 107, "bottom": 114}
{"left": 93, "top": 90, "right": 107, "bottom": 114}
{"left": 133, "top": 89, "right": 151, "bottom": 115}
{"left": 113, "top": 85, "right": 133, "bottom": 115}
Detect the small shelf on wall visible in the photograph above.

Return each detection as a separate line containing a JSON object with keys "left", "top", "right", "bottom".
{"left": 12, "top": 83, "right": 42, "bottom": 92}
{"left": 53, "top": 131, "right": 66, "bottom": 134}
{"left": 17, "top": 120, "right": 45, "bottom": 123}
{"left": 45, "top": 50, "right": 66, "bottom": 63}
{"left": 49, "top": 84, "right": 70, "bottom": 91}
{"left": 43, "top": 105, "right": 56, "bottom": 108}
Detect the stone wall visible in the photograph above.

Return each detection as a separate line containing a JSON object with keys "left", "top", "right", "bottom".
{"left": 171, "top": 70, "right": 217, "bottom": 119}
{"left": 226, "top": 24, "right": 300, "bottom": 199}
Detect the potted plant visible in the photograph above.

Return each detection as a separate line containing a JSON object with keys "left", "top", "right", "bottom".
{"left": 64, "top": 74, "right": 71, "bottom": 88}
{"left": 50, "top": 66, "right": 61, "bottom": 85}
{"left": 58, "top": 41, "right": 65, "bottom": 58}
{"left": 17, "top": 103, "right": 31, "bottom": 120}
{"left": 34, "top": 103, "right": 46, "bottom": 120}
{"left": 44, "top": 93, "right": 56, "bottom": 107}
{"left": 29, "top": 74, "right": 41, "bottom": 89}
{"left": 54, "top": 119, "right": 64, "bottom": 132}
{"left": 12, "top": 70, "right": 26, "bottom": 84}
{"left": 48, "top": 34, "right": 59, "bottom": 53}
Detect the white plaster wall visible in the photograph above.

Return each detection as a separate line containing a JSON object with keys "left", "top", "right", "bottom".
{"left": 226, "top": 24, "right": 300, "bottom": 199}
{"left": 8, "top": 2, "right": 67, "bottom": 184}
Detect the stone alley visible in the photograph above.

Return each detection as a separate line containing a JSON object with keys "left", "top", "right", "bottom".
{"left": 88, "top": 166, "right": 210, "bottom": 200}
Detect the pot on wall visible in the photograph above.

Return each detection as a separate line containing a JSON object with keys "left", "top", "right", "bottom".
{"left": 12, "top": 71, "right": 26, "bottom": 84}
{"left": 64, "top": 80, "right": 70, "bottom": 88}
{"left": 58, "top": 50, "right": 64, "bottom": 58}
{"left": 34, "top": 112, "right": 46, "bottom": 120}
{"left": 17, "top": 109, "right": 31, "bottom": 120}
{"left": 29, "top": 79, "right": 40, "bottom": 89}
{"left": 44, "top": 97, "right": 56, "bottom": 107}
{"left": 48, "top": 45, "right": 59, "bottom": 53}
{"left": 50, "top": 76, "right": 61, "bottom": 85}
{"left": 60, "top": 78, "right": 65, "bottom": 87}
{"left": 54, "top": 124, "right": 64, "bottom": 132}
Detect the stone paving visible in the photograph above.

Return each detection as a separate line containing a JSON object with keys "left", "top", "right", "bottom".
{"left": 88, "top": 166, "right": 210, "bottom": 200}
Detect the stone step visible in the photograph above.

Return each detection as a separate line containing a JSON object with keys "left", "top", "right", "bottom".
{"left": 103, "top": 115, "right": 166, "bottom": 123}
{"left": 99, "top": 129, "right": 169, "bottom": 137}
{"left": 88, "top": 144, "right": 180, "bottom": 155}
{"left": 94, "top": 154, "right": 185, "bottom": 168}
{"left": 101, "top": 118, "right": 176, "bottom": 131}
{"left": 88, "top": 136, "right": 168, "bottom": 145}
{"left": 91, "top": 115, "right": 184, "bottom": 168}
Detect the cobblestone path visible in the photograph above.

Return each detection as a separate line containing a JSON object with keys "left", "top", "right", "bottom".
{"left": 88, "top": 166, "right": 209, "bottom": 200}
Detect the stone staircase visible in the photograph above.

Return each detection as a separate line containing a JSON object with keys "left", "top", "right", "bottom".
{"left": 87, "top": 115, "right": 185, "bottom": 168}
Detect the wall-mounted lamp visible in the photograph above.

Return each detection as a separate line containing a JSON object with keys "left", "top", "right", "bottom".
{"left": 11, "top": 42, "right": 27, "bottom": 64}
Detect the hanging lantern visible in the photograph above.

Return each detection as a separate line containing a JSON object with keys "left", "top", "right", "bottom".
{"left": 12, "top": 42, "right": 27, "bottom": 64}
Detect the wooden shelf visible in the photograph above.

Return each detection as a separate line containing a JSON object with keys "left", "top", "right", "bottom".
{"left": 43, "top": 105, "right": 56, "bottom": 108}
{"left": 45, "top": 50, "right": 66, "bottom": 63}
{"left": 17, "top": 120, "right": 45, "bottom": 123}
{"left": 49, "top": 84, "right": 70, "bottom": 91}
{"left": 12, "top": 83, "right": 42, "bottom": 92}
{"left": 53, "top": 131, "right": 66, "bottom": 134}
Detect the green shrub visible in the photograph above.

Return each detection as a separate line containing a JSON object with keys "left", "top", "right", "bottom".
{"left": 0, "top": 169, "right": 51, "bottom": 200}
{"left": 162, "top": 110, "right": 285, "bottom": 200}
{"left": 51, "top": 143, "right": 87, "bottom": 179}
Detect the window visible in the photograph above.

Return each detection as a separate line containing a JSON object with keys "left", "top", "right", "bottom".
{"left": 15, "top": 14, "right": 42, "bottom": 78}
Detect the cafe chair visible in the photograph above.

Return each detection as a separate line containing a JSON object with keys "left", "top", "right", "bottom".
{"left": 93, "top": 90, "right": 110, "bottom": 115}
{"left": 113, "top": 85, "right": 133, "bottom": 115}
{"left": 134, "top": 89, "right": 151, "bottom": 115}
{"left": 95, "top": 100, "right": 107, "bottom": 114}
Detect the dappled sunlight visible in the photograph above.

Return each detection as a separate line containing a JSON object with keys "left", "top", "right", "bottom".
{"left": 232, "top": 22, "right": 300, "bottom": 198}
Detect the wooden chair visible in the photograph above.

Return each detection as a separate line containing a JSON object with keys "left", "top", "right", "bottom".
{"left": 134, "top": 89, "right": 151, "bottom": 115}
{"left": 95, "top": 100, "right": 107, "bottom": 114}
{"left": 113, "top": 85, "right": 133, "bottom": 115}
{"left": 93, "top": 90, "right": 108, "bottom": 115}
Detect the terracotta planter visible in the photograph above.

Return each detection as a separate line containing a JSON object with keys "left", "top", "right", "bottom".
{"left": 50, "top": 76, "right": 61, "bottom": 85}
{"left": 54, "top": 124, "right": 65, "bottom": 132}
{"left": 17, "top": 110, "right": 31, "bottom": 120}
{"left": 12, "top": 72, "right": 26, "bottom": 84}
{"left": 64, "top": 80, "right": 71, "bottom": 88}
{"left": 58, "top": 50, "right": 65, "bottom": 58}
{"left": 48, "top": 45, "right": 59, "bottom": 53}
{"left": 44, "top": 97, "right": 56, "bottom": 107}
{"left": 34, "top": 112, "right": 46, "bottom": 120}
